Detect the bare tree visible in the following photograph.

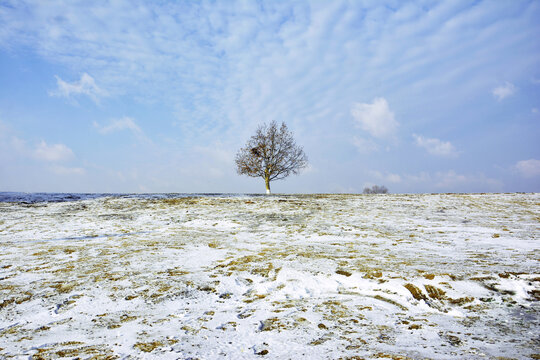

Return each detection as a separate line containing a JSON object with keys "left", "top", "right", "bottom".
{"left": 235, "top": 121, "right": 308, "bottom": 194}
{"left": 363, "top": 185, "right": 388, "bottom": 194}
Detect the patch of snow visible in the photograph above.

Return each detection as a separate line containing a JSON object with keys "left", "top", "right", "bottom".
{"left": 0, "top": 193, "right": 538, "bottom": 358}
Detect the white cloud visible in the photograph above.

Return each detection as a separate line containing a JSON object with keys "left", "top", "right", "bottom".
{"left": 33, "top": 141, "right": 74, "bottom": 162}
{"left": 51, "top": 73, "right": 105, "bottom": 103}
{"left": 515, "top": 159, "right": 540, "bottom": 178}
{"left": 0, "top": 121, "right": 25, "bottom": 155}
{"left": 400, "top": 170, "right": 502, "bottom": 192}
{"left": 351, "top": 98, "right": 398, "bottom": 139}
{"left": 413, "top": 134, "right": 458, "bottom": 157}
{"left": 0, "top": 137, "right": 25, "bottom": 163}
{"left": 193, "top": 143, "right": 235, "bottom": 165}
{"left": 434, "top": 170, "right": 502, "bottom": 191}
{"left": 368, "top": 170, "right": 402, "bottom": 184}
{"left": 434, "top": 170, "right": 467, "bottom": 188}
{"left": 173, "top": 143, "right": 238, "bottom": 180}
{"left": 1, "top": 125, "right": 77, "bottom": 163}
{"left": 94, "top": 117, "right": 143, "bottom": 135}
{"left": 51, "top": 165, "right": 86, "bottom": 176}
{"left": 386, "top": 173, "right": 402, "bottom": 184}
{"left": 492, "top": 81, "right": 516, "bottom": 101}
{"left": 404, "top": 171, "right": 431, "bottom": 184}
{"left": 352, "top": 136, "right": 379, "bottom": 154}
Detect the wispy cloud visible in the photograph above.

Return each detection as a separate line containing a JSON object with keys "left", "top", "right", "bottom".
{"left": 515, "top": 159, "right": 540, "bottom": 178}
{"left": 50, "top": 73, "right": 106, "bottom": 103}
{"left": 0, "top": 123, "right": 79, "bottom": 165}
{"left": 413, "top": 134, "right": 458, "bottom": 157}
{"left": 93, "top": 117, "right": 153, "bottom": 146}
{"left": 433, "top": 170, "right": 502, "bottom": 191}
{"left": 368, "top": 170, "right": 402, "bottom": 184}
{"left": 400, "top": 170, "right": 502, "bottom": 193}
{"left": 351, "top": 98, "right": 398, "bottom": 139}
{"left": 33, "top": 141, "right": 74, "bottom": 162}
{"left": 492, "top": 82, "right": 516, "bottom": 101}
{"left": 352, "top": 137, "right": 379, "bottom": 154}
{"left": 51, "top": 165, "right": 86, "bottom": 176}
{"left": 94, "top": 117, "right": 143, "bottom": 135}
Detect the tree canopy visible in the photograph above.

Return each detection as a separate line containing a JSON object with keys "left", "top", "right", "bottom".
{"left": 235, "top": 121, "right": 308, "bottom": 194}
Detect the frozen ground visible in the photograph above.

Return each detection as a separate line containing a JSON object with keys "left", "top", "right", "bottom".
{"left": 0, "top": 193, "right": 539, "bottom": 359}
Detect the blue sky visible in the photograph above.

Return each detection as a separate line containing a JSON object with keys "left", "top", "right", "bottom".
{"left": 0, "top": 0, "right": 539, "bottom": 194}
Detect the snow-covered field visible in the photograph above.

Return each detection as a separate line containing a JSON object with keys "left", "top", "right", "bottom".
{"left": 0, "top": 193, "right": 539, "bottom": 359}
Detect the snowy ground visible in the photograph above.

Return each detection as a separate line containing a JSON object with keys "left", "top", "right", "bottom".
{"left": 0, "top": 193, "right": 539, "bottom": 359}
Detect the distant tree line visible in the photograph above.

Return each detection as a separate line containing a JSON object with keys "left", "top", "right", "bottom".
{"left": 363, "top": 185, "right": 388, "bottom": 194}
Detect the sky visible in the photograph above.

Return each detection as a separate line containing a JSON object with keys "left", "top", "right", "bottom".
{"left": 0, "top": 0, "right": 539, "bottom": 194}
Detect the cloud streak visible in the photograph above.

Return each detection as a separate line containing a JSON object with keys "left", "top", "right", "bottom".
{"left": 51, "top": 165, "right": 86, "bottom": 176}
{"left": 413, "top": 134, "right": 458, "bottom": 157}
{"left": 94, "top": 117, "right": 143, "bottom": 135}
{"left": 50, "top": 73, "right": 106, "bottom": 103}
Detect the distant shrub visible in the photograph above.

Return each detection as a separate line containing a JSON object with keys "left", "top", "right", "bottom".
{"left": 363, "top": 185, "right": 388, "bottom": 194}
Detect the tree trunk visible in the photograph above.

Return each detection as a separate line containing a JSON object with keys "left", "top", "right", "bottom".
{"left": 265, "top": 176, "right": 271, "bottom": 195}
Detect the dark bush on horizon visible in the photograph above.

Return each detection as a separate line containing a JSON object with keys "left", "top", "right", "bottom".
{"left": 363, "top": 185, "right": 388, "bottom": 194}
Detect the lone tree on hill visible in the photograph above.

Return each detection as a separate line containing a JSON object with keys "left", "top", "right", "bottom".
{"left": 235, "top": 121, "right": 308, "bottom": 194}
